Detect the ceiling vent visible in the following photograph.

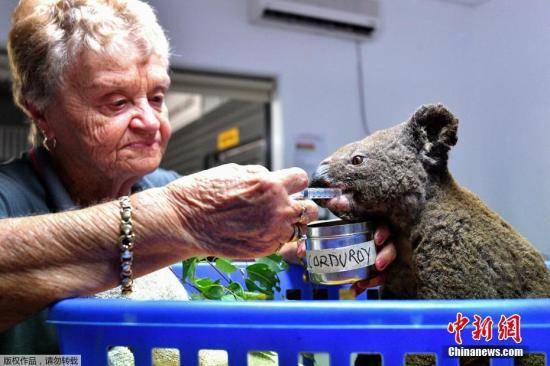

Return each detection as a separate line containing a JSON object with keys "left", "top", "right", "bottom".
{"left": 248, "top": 0, "right": 379, "bottom": 41}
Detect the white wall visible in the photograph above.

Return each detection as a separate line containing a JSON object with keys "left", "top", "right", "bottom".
{"left": 460, "top": 0, "right": 550, "bottom": 253}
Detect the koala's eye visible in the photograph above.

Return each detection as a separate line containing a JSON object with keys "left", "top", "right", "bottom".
{"left": 351, "top": 155, "right": 365, "bottom": 165}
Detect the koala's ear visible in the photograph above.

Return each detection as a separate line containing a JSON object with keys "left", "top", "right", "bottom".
{"left": 406, "top": 104, "right": 458, "bottom": 171}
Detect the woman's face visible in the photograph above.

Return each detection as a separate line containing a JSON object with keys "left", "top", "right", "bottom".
{"left": 43, "top": 45, "right": 172, "bottom": 181}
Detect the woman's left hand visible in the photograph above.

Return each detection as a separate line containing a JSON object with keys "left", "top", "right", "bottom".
{"left": 351, "top": 224, "right": 396, "bottom": 294}
{"left": 278, "top": 238, "right": 307, "bottom": 264}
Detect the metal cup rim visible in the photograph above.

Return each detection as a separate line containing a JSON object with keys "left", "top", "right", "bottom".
{"left": 306, "top": 219, "right": 374, "bottom": 238}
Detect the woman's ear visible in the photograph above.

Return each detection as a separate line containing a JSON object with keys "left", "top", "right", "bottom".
{"left": 25, "top": 101, "right": 50, "bottom": 137}
{"left": 406, "top": 103, "right": 459, "bottom": 172}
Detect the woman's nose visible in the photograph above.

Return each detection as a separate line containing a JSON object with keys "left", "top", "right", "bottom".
{"left": 130, "top": 100, "right": 160, "bottom": 132}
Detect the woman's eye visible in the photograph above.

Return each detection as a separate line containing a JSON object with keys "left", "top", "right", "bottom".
{"left": 111, "top": 99, "right": 127, "bottom": 110}
{"left": 149, "top": 95, "right": 164, "bottom": 105}
{"left": 351, "top": 155, "right": 365, "bottom": 165}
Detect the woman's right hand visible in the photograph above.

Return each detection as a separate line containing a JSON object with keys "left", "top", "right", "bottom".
{"left": 163, "top": 164, "right": 318, "bottom": 259}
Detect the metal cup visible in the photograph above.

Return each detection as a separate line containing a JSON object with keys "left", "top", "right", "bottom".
{"left": 305, "top": 219, "right": 377, "bottom": 285}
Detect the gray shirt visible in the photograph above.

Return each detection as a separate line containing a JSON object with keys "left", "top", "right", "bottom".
{"left": 0, "top": 147, "right": 180, "bottom": 354}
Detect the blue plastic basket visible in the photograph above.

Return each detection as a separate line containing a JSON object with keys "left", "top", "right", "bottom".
{"left": 48, "top": 262, "right": 550, "bottom": 366}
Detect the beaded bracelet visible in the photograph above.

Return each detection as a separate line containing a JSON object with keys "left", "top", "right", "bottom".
{"left": 118, "top": 196, "right": 135, "bottom": 295}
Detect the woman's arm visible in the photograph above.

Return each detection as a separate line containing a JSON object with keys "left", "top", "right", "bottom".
{"left": 0, "top": 165, "right": 317, "bottom": 331}
{"left": 0, "top": 189, "right": 181, "bottom": 331}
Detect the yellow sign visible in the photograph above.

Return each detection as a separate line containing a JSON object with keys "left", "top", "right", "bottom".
{"left": 217, "top": 127, "right": 240, "bottom": 151}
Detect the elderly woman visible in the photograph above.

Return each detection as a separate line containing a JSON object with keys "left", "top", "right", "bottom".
{"left": 0, "top": 0, "right": 396, "bottom": 355}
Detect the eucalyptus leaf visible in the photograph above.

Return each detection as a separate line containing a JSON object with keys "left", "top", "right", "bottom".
{"left": 247, "top": 263, "right": 277, "bottom": 285}
{"left": 247, "top": 263, "right": 279, "bottom": 290}
{"left": 215, "top": 257, "right": 238, "bottom": 274}
{"left": 181, "top": 257, "right": 198, "bottom": 282}
{"left": 245, "top": 278, "right": 272, "bottom": 295}
{"left": 243, "top": 291, "right": 270, "bottom": 300}
{"left": 245, "top": 278, "right": 262, "bottom": 293}
{"left": 194, "top": 277, "right": 217, "bottom": 291}
{"left": 228, "top": 281, "right": 245, "bottom": 298}
{"left": 221, "top": 294, "right": 238, "bottom": 301}
{"left": 203, "top": 284, "right": 226, "bottom": 300}
{"left": 257, "top": 254, "right": 288, "bottom": 273}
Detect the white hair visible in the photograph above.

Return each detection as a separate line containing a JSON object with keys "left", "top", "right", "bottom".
{"left": 7, "top": 0, "right": 170, "bottom": 146}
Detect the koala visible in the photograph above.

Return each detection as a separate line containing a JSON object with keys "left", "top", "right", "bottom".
{"left": 311, "top": 104, "right": 550, "bottom": 300}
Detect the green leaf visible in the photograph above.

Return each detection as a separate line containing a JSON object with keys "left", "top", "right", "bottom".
{"left": 247, "top": 263, "right": 276, "bottom": 283}
{"left": 181, "top": 257, "right": 198, "bottom": 282}
{"left": 257, "top": 254, "right": 289, "bottom": 273}
{"left": 202, "top": 284, "right": 226, "bottom": 300}
{"left": 190, "top": 277, "right": 226, "bottom": 300}
{"left": 228, "top": 281, "right": 245, "bottom": 298}
{"left": 194, "top": 278, "right": 219, "bottom": 292}
{"left": 245, "top": 278, "right": 262, "bottom": 292}
{"left": 243, "top": 291, "right": 270, "bottom": 300}
{"left": 221, "top": 294, "right": 238, "bottom": 301}
{"left": 247, "top": 263, "right": 279, "bottom": 290}
{"left": 215, "top": 258, "right": 238, "bottom": 274}
{"left": 245, "top": 278, "right": 273, "bottom": 298}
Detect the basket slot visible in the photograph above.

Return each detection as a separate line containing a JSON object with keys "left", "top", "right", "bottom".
{"left": 299, "top": 352, "right": 329, "bottom": 366}
{"left": 352, "top": 353, "right": 382, "bottom": 366}
{"left": 313, "top": 288, "right": 329, "bottom": 300}
{"left": 286, "top": 288, "right": 302, "bottom": 300}
{"left": 199, "top": 349, "right": 229, "bottom": 366}
{"left": 152, "top": 348, "right": 180, "bottom": 366}
{"left": 248, "top": 351, "right": 279, "bottom": 365}
{"left": 404, "top": 353, "right": 437, "bottom": 366}
{"left": 516, "top": 353, "right": 547, "bottom": 365}
{"left": 366, "top": 289, "right": 380, "bottom": 300}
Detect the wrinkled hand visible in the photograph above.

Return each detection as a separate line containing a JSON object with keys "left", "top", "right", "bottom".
{"left": 163, "top": 164, "right": 318, "bottom": 259}
{"left": 351, "top": 224, "right": 396, "bottom": 295}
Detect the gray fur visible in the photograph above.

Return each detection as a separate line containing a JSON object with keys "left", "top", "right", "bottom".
{"left": 312, "top": 104, "right": 550, "bottom": 300}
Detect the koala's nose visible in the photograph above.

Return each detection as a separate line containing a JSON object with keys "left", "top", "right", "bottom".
{"left": 310, "top": 161, "right": 332, "bottom": 188}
